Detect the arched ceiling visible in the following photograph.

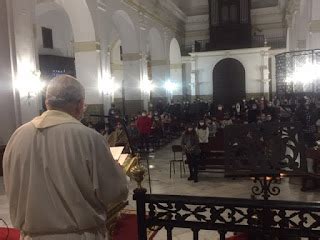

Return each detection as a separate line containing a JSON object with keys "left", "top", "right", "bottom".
{"left": 171, "top": 0, "right": 280, "bottom": 16}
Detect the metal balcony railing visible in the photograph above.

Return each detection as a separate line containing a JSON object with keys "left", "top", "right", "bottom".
{"left": 181, "top": 36, "right": 286, "bottom": 56}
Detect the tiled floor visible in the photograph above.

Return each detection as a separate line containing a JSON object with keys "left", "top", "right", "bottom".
{"left": 1, "top": 139, "right": 320, "bottom": 239}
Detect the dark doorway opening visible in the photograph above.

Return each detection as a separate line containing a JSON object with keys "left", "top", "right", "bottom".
{"left": 213, "top": 58, "right": 246, "bottom": 107}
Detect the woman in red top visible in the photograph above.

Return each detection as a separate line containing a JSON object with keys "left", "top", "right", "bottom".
{"left": 136, "top": 111, "right": 152, "bottom": 151}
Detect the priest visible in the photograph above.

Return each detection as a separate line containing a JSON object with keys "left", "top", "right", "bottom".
{"left": 3, "top": 75, "right": 128, "bottom": 240}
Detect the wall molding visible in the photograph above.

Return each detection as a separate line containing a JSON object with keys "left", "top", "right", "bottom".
{"left": 170, "top": 63, "right": 182, "bottom": 69}
{"left": 310, "top": 20, "right": 320, "bottom": 33}
{"left": 151, "top": 60, "right": 169, "bottom": 66}
{"left": 122, "top": 53, "right": 142, "bottom": 61}
{"left": 73, "top": 41, "right": 100, "bottom": 53}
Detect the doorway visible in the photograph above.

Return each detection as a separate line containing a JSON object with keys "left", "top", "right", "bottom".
{"left": 213, "top": 58, "right": 246, "bottom": 107}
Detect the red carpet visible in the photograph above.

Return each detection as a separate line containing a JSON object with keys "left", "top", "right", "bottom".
{"left": 226, "top": 234, "right": 248, "bottom": 240}
{"left": 0, "top": 214, "right": 157, "bottom": 240}
{"left": 113, "top": 213, "right": 139, "bottom": 240}
{"left": 0, "top": 227, "right": 19, "bottom": 240}
{"left": 113, "top": 213, "right": 158, "bottom": 240}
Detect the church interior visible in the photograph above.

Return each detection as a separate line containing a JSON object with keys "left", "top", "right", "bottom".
{"left": 1, "top": 0, "right": 320, "bottom": 239}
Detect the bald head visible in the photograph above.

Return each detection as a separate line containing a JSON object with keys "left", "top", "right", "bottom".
{"left": 46, "top": 75, "right": 85, "bottom": 120}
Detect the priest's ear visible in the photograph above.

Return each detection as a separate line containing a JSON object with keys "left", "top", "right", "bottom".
{"left": 75, "top": 99, "right": 86, "bottom": 120}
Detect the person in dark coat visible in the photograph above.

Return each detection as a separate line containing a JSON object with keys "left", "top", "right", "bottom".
{"left": 181, "top": 124, "right": 201, "bottom": 182}
{"left": 248, "top": 103, "right": 259, "bottom": 123}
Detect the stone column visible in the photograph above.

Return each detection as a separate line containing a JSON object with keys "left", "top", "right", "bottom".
{"left": 0, "top": 0, "right": 17, "bottom": 144}
{"left": 190, "top": 56, "right": 198, "bottom": 101}
{"left": 309, "top": 0, "right": 320, "bottom": 49}
{"left": 74, "top": 41, "right": 104, "bottom": 122}
{"left": 74, "top": 41, "right": 103, "bottom": 104}
{"left": 140, "top": 54, "right": 150, "bottom": 111}
{"left": 11, "top": 0, "right": 41, "bottom": 124}
{"left": 122, "top": 53, "right": 143, "bottom": 116}
{"left": 151, "top": 60, "right": 168, "bottom": 101}
{"left": 170, "top": 63, "right": 183, "bottom": 101}
{"left": 260, "top": 50, "right": 270, "bottom": 98}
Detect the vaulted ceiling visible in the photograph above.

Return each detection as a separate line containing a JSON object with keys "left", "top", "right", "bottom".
{"left": 171, "top": 0, "right": 280, "bottom": 16}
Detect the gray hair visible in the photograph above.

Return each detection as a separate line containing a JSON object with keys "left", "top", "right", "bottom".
{"left": 46, "top": 75, "right": 85, "bottom": 108}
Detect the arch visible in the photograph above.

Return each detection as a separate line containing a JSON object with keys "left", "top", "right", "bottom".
{"left": 35, "top": 2, "right": 74, "bottom": 58}
{"left": 112, "top": 10, "right": 139, "bottom": 53}
{"left": 169, "top": 38, "right": 182, "bottom": 64}
{"left": 36, "top": 0, "right": 96, "bottom": 42}
{"left": 148, "top": 27, "right": 165, "bottom": 60}
{"left": 213, "top": 58, "right": 246, "bottom": 107}
{"left": 169, "top": 38, "right": 182, "bottom": 96}
{"left": 111, "top": 39, "right": 123, "bottom": 64}
{"left": 56, "top": 0, "right": 95, "bottom": 42}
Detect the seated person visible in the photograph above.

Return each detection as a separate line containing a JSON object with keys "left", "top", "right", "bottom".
{"left": 108, "top": 122, "right": 130, "bottom": 153}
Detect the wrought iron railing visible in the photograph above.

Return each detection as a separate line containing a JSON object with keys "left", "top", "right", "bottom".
{"left": 181, "top": 36, "right": 286, "bottom": 56}
{"left": 131, "top": 121, "right": 317, "bottom": 240}
{"left": 182, "top": 40, "right": 210, "bottom": 56}
{"left": 133, "top": 188, "right": 320, "bottom": 240}
{"left": 252, "top": 35, "right": 287, "bottom": 49}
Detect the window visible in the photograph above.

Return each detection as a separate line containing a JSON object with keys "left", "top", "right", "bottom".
{"left": 120, "top": 45, "right": 123, "bottom": 61}
{"left": 230, "top": 4, "right": 238, "bottom": 23}
{"left": 220, "top": 0, "right": 240, "bottom": 24}
{"left": 42, "top": 27, "right": 53, "bottom": 49}
{"left": 221, "top": 5, "right": 229, "bottom": 23}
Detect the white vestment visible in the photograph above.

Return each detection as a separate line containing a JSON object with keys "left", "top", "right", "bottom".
{"left": 3, "top": 110, "right": 128, "bottom": 240}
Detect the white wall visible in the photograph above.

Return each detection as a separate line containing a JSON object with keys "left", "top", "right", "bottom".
{"left": 286, "top": 0, "right": 320, "bottom": 51}
{"left": 189, "top": 47, "right": 270, "bottom": 97}
{"left": 0, "top": 0, "right": 17, "bottom": 144}
{"left": 111, "top": 40, "right": 124, "bottom": 99}
{"left": 36, "top": 9, "right": 74, "bottom": 57}
{"left": 185, "top": 14, "right": 209, "bottom": 46}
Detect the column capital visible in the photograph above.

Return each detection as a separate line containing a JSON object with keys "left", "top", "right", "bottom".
{"left": 74, "top": 41, "right": 100, "bottom": 53}
{"left": 151, "top": 60, "right": 169, "bottom": 66}
{"left": 122, "top": 53, "right": 142, "bottom": 61}
{"left": 170, "top": 63, "right": 182, "bottom": 69}
{"left": 310, "top": 20, "right": 320, "bottom": 33}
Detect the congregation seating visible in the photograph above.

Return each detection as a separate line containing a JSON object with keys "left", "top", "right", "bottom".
{"left": 302, "top": 147, "right": 320, "bottom": 191}
{"left": 198, "top": 130, "right": 226, "bottom": 173}
{"left": 169, "top": 145, "right": 186, "bottom": 178}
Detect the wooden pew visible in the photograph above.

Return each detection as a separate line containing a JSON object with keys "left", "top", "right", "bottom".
{"left": 198, "top": 130, "right": 225, "bottom": 172}
{"left": 302, "top": 147, "right": 320, "bottom": 191}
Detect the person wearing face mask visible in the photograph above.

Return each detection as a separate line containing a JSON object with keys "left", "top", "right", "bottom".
{"left": 215, "top": 104, "right": 225, "bottom": 122}
{"left": 196, "top": 120, "right": 209, "bottom": 144}
{"left": 127, "top": 120, "right": 139, "bottom": 150}
{"left": 259, "top": 97, "right": 266, "bottom": 112}
{"left": 241, "top": 99, "right": 248, "bottom": 112}
{"left": 248, "top": 104, "right": 259, "bottom": 123}
{"left": 264, "top": 101, "right": 277, "bottom": 120}
{"left": 266, "top": 114, "right": 272, "bottom": 122}
{"left": 206, "top": 118, "right": 217, "bottom": 137}
{"left": 235, "top": 102, "right": 242, "bottom": 120}
{"left": 136, "top": 110, "right": 152, "bottom": 152}
{"left": 151, "top": 116, "right": 163, "bottom": 139}
{"left": 181, "top": 124, "right": 201, "bottom": 182}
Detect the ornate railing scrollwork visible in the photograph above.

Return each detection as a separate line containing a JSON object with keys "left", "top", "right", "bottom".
{"left": 251, "top": 176, "right": 281, "bottom": 200}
